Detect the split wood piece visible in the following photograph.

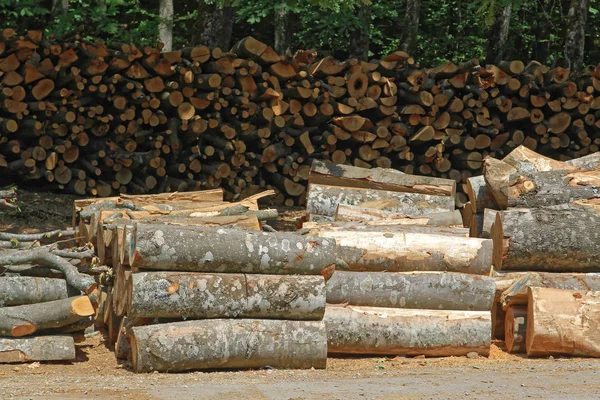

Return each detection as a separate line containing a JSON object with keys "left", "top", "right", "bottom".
{"left": 480, "top": 209, "right": 498, "bottom": 239}
{"left": 302, "top": 223, "right": 469, "bottom": 237}
{"left": 127, "top": 272, "right": 325, "bottom": 320}
{"left": 189, "top": 208, "right": 278, "bottom": 220}
{"left": 130, "top": 319, "right": 327, "bottom": 372}
{"left": 492, "top": 271, "right": 530, "bottom": 300}
{"left": 500, "top": 272, "right": 600, "bottom": 308}
{"left": 0, "top": 295, "right": 94, "bottom": 337}
{"left": 492, "top": 206, "right": 600, "bottom": 272}
{"left": 505, "top": 305, "right": 527, "bottom": 354}
{"left": 566, "top": 152, "right": 600, "bottom": 170}
{"left": 131, "top": 224, "right": 337, "bottom": 276}
{"left": 0, "top": 276, "right": 79, "bottom": 307}
{"left": 465, "top": 175, "right": 497, "bottom": 213}
{"left": 0, "top": 335, "right": 75, "bottom": 363}
{"left": 309, "top": 160, "right": 456, "bottom": 196}
{"left": 324, "top": 305, "right": 491, "bottom": 357}
{"left": 332, "top": 232, "right": 493, "bottom": 275}
{"left": 334, "top": 205, "right": 463, "bottom": 226}
{"left": 133, "top": 214, "right": 261, "bottom": 231}
{"left": 0, "top": 247, "right": 96, "bottom": 293}
{"left": 507, "top": 169, "right": 600, "bottom": 208}
{"left": 306, "top": 184, "right": 455, "bottom": 217}
{"left": 326, "top": 271, "right": 495, "bottom": 311}
{"left": 502, "top": 145, "right": 577, "bottom": 174}
{"left": 483, "top": 157, "right": 517, "bottom": 210}
{"left": 527, "top": 287, "right": 600, "bottom": 357}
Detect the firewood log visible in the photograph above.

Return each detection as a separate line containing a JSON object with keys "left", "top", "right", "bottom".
{"left": 566, "top": 152, "right": 600, "bottom": 170}
{"left": 0, "top": 335, "right": 75, "bottom": 363}
{"left": 0, "top": 276, "right": 78, "bottom": 306}
{"left": 333, "top": 205, "right": 463, "bottom": 226}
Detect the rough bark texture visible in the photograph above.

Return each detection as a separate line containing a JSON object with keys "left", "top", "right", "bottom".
{"left": 466, "top": 175, "right": 497, "bottom": 213}
{"left": 128, "top": 272, "right": 325, "bottom": 320}
{"left": 483, "top": 157, "right": 517, "bottom": 209}
{"left": 485, "top": 3, "right": 512, "bottom": 65}
{"left": 492, "top": 206, "right": 600, "bottom": 272}
{"left": 480, "top": 208, "right": 499, "bottom": 239}
{"left": 194, "top": 4, "right": 235, "bottom": 50}
{"left": 332, "top": 233, "right": 493, "bottom": 275}
{"left": 500, "top": 272, "right": 600, "bottom": 307}
{"left": 349, "top": 3, "right": 371, "bottom": 60}
{"left": 505, "top": 305, "right": 527, "bottom": 353}
{"left": 0, "top": 276, "right": 78, "bottom": 307}
{"left": 508, "top": 170, "right": 600, "bottom": 208}
{"left": 158, "top": 0, "right": 174, "bottom": 51}
{"left": 131, "top": 319, "right": 327, "bottom": 372}
{"left": 563, "top": 0, "right": 589, "bottom": 73}
{"left": 132, "top": 224, "right": 337, "bottom": 276}
{"left": 325, "top": 305, "right": 491, "bottom": 357}
{"left": 326, "top": 271, "right": 495, "bottom": 311}
{"left": 527, "top": 287, "right": 600, "bottom": 357}
{"left": 0, "top": 295, "right": 95, "bottom": 337}
{"left": 306, "top": 184, "right": 455, "bottom": 217}
{"left": 333, "top": 206, "right": 463, "bottom": 226}
{"left": 0, "top": 335, "right": 75, "bottom": 363}
{"left": 304, "top": 223, "right": 469, "bottom": 238}
{"left": 400, "top": 0, "right": 421, "bottom": 55}
{"left": 274, "top": 6, "right": 291, "bottom": 55}
{"left": 310, "top": 160, "right": 455, "bottom": 196}
{"left": 502, "top": 146, "right": 577, "bottom": 174}
{"left": 566, "top": 152, "right": 600, "bottom": 170}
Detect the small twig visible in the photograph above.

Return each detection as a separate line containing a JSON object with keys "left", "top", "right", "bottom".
{"left": 261, "top": 224, "right": 277, "bottom": 233}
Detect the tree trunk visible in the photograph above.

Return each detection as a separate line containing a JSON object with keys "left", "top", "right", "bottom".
{"left": 492, "top": 206, "right": 600, "bottom": 272}
{"left": 127, "top": 272, "right": 325, "bottom": 320}
{"left": 131, "top": 224, "right": 337, "bottom": 276}
{"left": 527, "top": 287, "right": 600, "bottom": 357}
{"left": 333, "top": 232, "right": 493, "bottom": 275}
{"left": 566, "top": 151, "right": 600, "bottom": 170}
{"left": 563, "top": 0, "right": 589, "bottom": 73}
{"left": 0, "top": 276, "right": 78, "bottom": 307}
{"left": 326, "top": 271, "right": 495, "bottom": 311}
{"left": 51, "top": 0, "right": 69, "bottom": 17}
{"left": 400, "top": 0, "right": 422, "bottom": 56}
{"left": 349, "top": 3, "right": 371, "bottom": 60}
{"left": 485, "top": 3, "right": 512, "bottom": 65}
{"left": 159, "top": 0, "right": 174, "bottom": 52}
{"left": 505, "top": 305, "right": 527, "bottom": 353}
{"left": 194, "top": 3, "right": 235, "bottom": 50}
{"left": 130, "top": 319, "right": 327, "bottom": 372}
{"left": 324, "top": 305, "right": 491, "bottom": 357}
{"left": 532, "top": 1, "right": 550, "bottom": 64}
{"left": 306, "top": 184, "right": 455, "bottom": 218}
{"left": 333, "top": 205, "right": 463, "bottom": 226}
{"left": 274, "top": 6, "right": 291, "bottom": 55}
{"left": 0, "top": 295, "right": 94, "bottom": 337}
{"left": 0, "top": 335, "right": 75, "bottom": 363}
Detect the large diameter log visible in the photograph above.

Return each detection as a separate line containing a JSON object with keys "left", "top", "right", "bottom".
{"left": 483, "top": 157, "right": 517, "bottom": 210}
{"left": 492, "top": 206, "right": 600, "bottom": 272}
{"left": 131, "top": 224, "right": 337, "bottom": 276}
{"left": 0, "top": 295, "right": 95, "bottom": 337}
{"left": 508, "top": 170, "right": 600, "bottom": 208}
{"left": 527, "top": 287, "right": 600, "bottom": 357}
{"left": 128, "top": 272, "right": 325, "bottom": 320}
{"left": 130, "top": 319, "right": 327, "bottom": 372}
{"left": 500, "top": 272, "right": 600, "bottom": 307}
{"left": 324, "top": 306, "right": 491, "bottom": 357}
{"left": 331, "top": 232, "right": 492, "bottom": 275}
{"left": 0, "top": 335, "right": 75, "bottom": 363}
{"left": 465, "top": 176, "right": 497, "bottom": 213}
{"left": 0, "top": 276, "right": 79, "bottom": 306}
{"left": 566, "top": 152, "right": 600, "bottom": 170}
{"left": 505, "top": 305, "right": 527, "bottom": 353}
{"left": 306, "top": 184, "right": 455, "bottom": 217}
{"left": 310, "top": 160, "right": 456, "bottom": 196}
{"left": 334, "top": 205, "right": 463, "bottom": 226}
{"left": 502, "top": 145, "right": 578, "bottom": 173}
{"left": 326, "top": 271, "right": 495, "bottom": 311}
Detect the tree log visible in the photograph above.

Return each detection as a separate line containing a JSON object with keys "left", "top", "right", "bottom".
{"left": 505, "top": 305, "right": 527, "bottom": 353}
{"left": 326, "top": 271, "right": 494, "bottom": 311}
{"left": 127, "top": 271, "right": 325, "bottom": 320}
{"left": 465, "top": 175, "right": 497, "bottom": 213}
{"left": 334, "top": 205, "right": 463, "bottom": 226}
{"left": 0, "top": 335, "right": 75, "bottom": 363}
{"left": 324, "top": 305, "right": 491, "bottom": 357}
{"left": 130, "top": 319, "right": 327, "bottom": 372}
{"left": 483, "top": 157, "right": 517, "bottom": 210}
{"left": 502, "top": 145, "right": 577, "bottom": 174}
{"left": 303, "top": 223, "right": 469, "bottom": 237}
{"left": 0, "top": 276, "right": 78, "bottom": 306}
{"left": 566, "top": 152, "right": 600, "bottom": 171}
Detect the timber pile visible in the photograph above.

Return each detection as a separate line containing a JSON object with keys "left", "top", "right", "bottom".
{"left": 80, "top": 188, "right": 330, "bottom": 372}
{"left": 464, "top": 146, "right": 600, "bottom": 357}
{"left": 303, "top": 161, "right": 494, "bottom": 357}
{"left": 2, "top": 31, "right": 600, "bottom": 206}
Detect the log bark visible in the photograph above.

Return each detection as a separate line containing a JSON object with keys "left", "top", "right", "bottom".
{"left": 306, "top": 184, "right": 455, "bottom": 218}
{"left": 485, "top": 4, "right": 512, "bottom": 65}
{"left": 334, "top": 205, "right": 463, "bottom": 226}
{"left": 465, "top": 175, "right": 497, "bottom": 213}
{"left": 158, "top": 0, "right": 174, "bottom": 52}
{"left": 326, "top": 271, "right": 495, "bottom": 311}
{"left": 563, "top": 0, "right": 589, "bottom": 73}
{"left": 324, "top": 305, "right": 491, "bottom": 357}
{"left": 0, "top": 335, "right": 75, "bottom": 363}
{"left": 399, "top": 0, "right": 421, "bottom": 55}
{"left": 0, "top": 295, "right": 95, "bottom": 337}
{"left": 566, "top": 152, "right": 600, "bottom": 171}
{"left": 127, "top": 272, "right": 325, "bottom": 320}
{"left": 130, "top": 319, "right": 327, "bottom": 372}
{"left": 527, "top": 287, "right": 600, "bottom": 357}
{"left": 131, "top": 224, "right": 336, "bottom": 276}
{"left": 492, "top": 206, "right": 600, "bottom": 272}
{"left": 0, "top": 276, "right": 78, "bottom": 307}
{"left": 480, "top": 208, "right": 498, "bottom": 239}
{"left": 505, "top": 305, "right": 527, "bottom": 353}
{"left": 502, "top": 145, "right": 577, "bottom": 174}
{"left": 304, "top": 223, "right": 469, "bottom": 238}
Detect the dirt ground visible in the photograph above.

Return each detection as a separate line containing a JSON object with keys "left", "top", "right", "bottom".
{"left": 2, "top": 188, "right": 600, "bottom": 399}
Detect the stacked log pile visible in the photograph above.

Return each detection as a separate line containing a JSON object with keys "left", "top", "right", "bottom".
{"left": 79, "top": 188, "right": 331, "bottom": 372}
{"left": 2, "top": 30, "right": 600, "bottom": 206}
{"left": 302, "top": 160, "right": 495, "bottom": 357}
{"left": 465, "top": 145, "right": 600, "bottom": 357}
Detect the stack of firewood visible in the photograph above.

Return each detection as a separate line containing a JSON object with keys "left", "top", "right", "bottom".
{"left": 464, "top": 146, "right": 600, "bottom": 357}
{"left": 301, "top": 160, "right": 497, "bottom": 357}
{"left": 79, "top": 189, "right": 332, "bottom": 372}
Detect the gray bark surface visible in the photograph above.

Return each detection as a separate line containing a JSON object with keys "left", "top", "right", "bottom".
{"left": 324, "top": 306, "right": 491, "bottom": 356}
{"left": 480, "top": 209, "right": 499, "bottom": 239}
{"left": 0, "top": 335, "right": 75, "bottom": 363}
{"left": 326, "top": 271, "right": 495, "bottom": 311}
{"left": 158, "top": 0, "right": 174, "bottom": 51}
{"left": 306, "top": 224, "right": 469, "bottom": 237}
{"left": 566, "top": 152, "right": 600, "bottom": 170}
{"left": 131, "top": 319, "right": 327, "bottom": 372}
{"left": 485, "top": 4, "right": 512, "bottom": 64}
{"left": 466, "top": 176, "right": 497, "bottom": 213}
{"left": 334, "top": 206, "right": 463, "bottom": 226}
{"left": 274, "top": 6, "right": 291, "bottom": 55}
{"left": 563, "top": 0, "right": 589, "bottom": 72}
{"left": 400, "top": 0, "right": 421, "bottom": 55}
{"left": 195, "top": 4, "right": 235, "bottom": 50}
{"left": 132, "top": 225, "right": 337, "bottom": 276}
{"left": 0, "top": 276, "right": 78, "bottom": 307}
{"left": 483, "top": 157, "right": 517, "bottom": 209}
{"left": 128, "top": 272, "right": 325, "bottom": 320}
{"left": 349, "top": 4, "right": 371, "bottom": 60}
